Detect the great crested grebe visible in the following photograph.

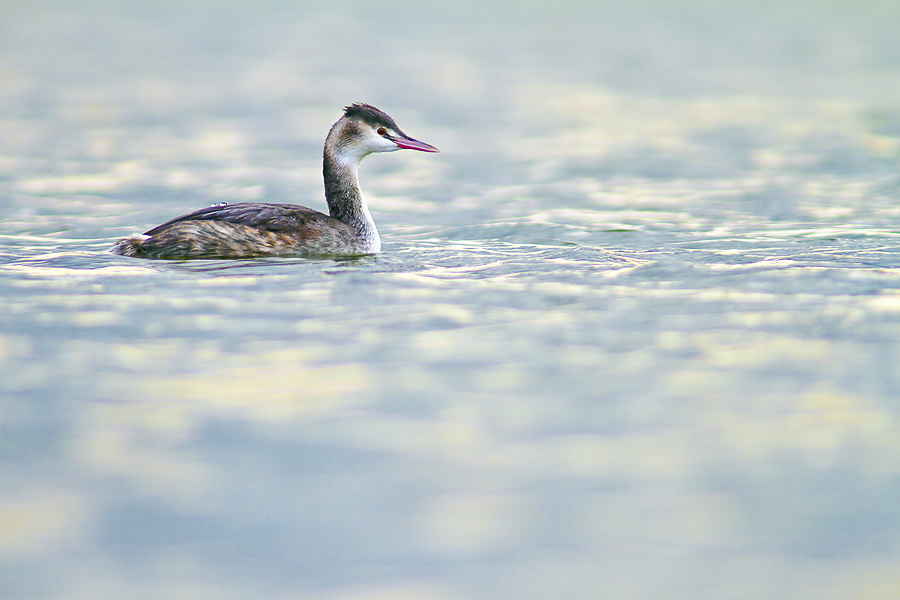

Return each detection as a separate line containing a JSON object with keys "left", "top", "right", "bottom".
{"left": 111, "top": 103, "right": 439, "bottom": 259}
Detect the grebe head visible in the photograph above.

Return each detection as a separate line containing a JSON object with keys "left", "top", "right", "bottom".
{"left": 327, "top": 103, "right": 440, "bottom": 164}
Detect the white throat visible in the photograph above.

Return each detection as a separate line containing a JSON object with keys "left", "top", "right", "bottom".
{"left": 359, "top": 200, "right": 381, "bottom": 253}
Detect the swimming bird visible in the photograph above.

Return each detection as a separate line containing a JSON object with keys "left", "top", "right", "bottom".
{"left": 111, "top": 103, "right": 439, "bottom": 259}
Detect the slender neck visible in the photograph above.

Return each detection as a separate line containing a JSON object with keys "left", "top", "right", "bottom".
{"left": 323, "top": 146, "right": 380, "bottom": 251}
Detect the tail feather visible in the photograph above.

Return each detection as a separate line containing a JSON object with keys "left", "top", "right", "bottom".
{"left": 110, "top": 234, "right": 150, "bottom": 257}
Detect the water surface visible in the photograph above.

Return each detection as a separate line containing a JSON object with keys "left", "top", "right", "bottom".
{"left": 3, "top": 1, "right": 900, "bottom": 599}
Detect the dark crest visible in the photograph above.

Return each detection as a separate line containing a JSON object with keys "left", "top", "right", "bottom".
{"left": 343, "top": 103, "right": 401, "bottom": 132}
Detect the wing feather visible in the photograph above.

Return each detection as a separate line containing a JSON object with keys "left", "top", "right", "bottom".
{"left": 144, "top": 202, "right": 333, "bottom": 235}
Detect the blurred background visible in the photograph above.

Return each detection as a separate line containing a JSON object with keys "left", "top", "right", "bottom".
{"left": 2, "top": 1, "right": 900, "bottom": 599}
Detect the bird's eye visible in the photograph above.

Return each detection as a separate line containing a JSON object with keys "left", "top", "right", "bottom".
{"left": 377, "top": 127, "right": 388, "bottom": 137}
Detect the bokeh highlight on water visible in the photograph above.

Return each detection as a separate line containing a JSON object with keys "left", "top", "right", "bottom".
{"left": 2, "top": 1, "right": 900, "bottom": 598}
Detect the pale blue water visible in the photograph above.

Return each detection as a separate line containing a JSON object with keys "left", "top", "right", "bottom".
{"left": 3, "top": 1, "right": 900, "bottom": 599}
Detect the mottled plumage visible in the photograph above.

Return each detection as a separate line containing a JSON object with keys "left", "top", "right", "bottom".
{"left": 111, "top": 203, "right": 360, "bottom": 259}
{"left": 111, "top": 103, "right": 438, "bottom": 259}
